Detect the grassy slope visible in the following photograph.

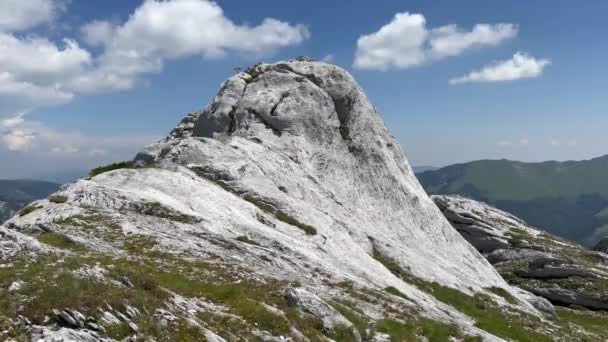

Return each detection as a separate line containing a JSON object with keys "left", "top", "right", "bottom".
{"left": 417, "top": 156, "right": 608, "bottom": 244}
{"left": 417, "top": 155, "right": 608, "bottom": 201}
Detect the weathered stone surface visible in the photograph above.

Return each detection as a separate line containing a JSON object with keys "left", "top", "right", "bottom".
{"left": 3, "top": 60, "right": 582, "bottom": 340}
{"left": 434, "top": 194, "right": 608, "bottom": 311}
{"left": 530, "top": 287, "right": 608, "bottom": 311}
{"left": 285, "top": 287, "right": 358, "bottom": 336}
{"left": 512, "top": 287, "right": 555, "bottom": 315}
{"left": 31, "top": 326, "right": 114, "bottom": 342}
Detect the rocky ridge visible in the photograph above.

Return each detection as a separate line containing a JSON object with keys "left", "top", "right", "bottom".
{"left": 0, "top": 59, "right": 605, "bottom": 341}
{"left": 434, "top": 195, "right": 608, "bottom": 314}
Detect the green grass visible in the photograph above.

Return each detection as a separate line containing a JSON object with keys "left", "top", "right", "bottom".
{"left": 485, "top": 286, "right": 517, "bottom": 304}
{"left": 332, "top": 302, "right": 371, "bottom": 339}
{"left": 136, "top": 201, "right": 199, "bottom": 223}
{"left": 18, "top": 205, "right": 41, "bottom": 217}
{"left": 243, "top": 195, "right": 317, "bottom": 235}
{"left": 418, "top": 157, "right": 608, "bottom": 201}
{"left": 35, "top": 232, "right": 84, "bottom": 251}
{"left": 48, "top": 195, "right": 68, "bottom": 204}
{"left": 375, "top": 318, "right": 466, "bottom": 342}
{"left": 556, "top": 308, "right": 608, "bottom": 339}
{"left": 417, "top": 157, "right": 608, "bottom": 244}
{"left": 372, "top": 246, "right": 552, "bottom": 342}
{"left": 89, "top": 161, "right": 135, "bottom": 177}
{"left": 54, "top": 212, "right": 123, "bottom": 242}
{"left": 385, "top": 286, "right": 413, "bottom": 301}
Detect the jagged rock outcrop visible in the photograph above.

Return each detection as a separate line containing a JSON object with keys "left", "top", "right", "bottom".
{"left": 2, "top": 60, "right": 606, "bottom": 341}
{"left": 434, "top": 194, "right": 608, "bottom": 311}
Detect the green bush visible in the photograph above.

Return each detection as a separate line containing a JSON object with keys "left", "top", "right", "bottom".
{"left": 89, "top": 161, "right": 134, "bottom": 177}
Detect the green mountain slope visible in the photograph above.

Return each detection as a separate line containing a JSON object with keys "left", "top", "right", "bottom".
{"left": 417, "top": 155, "right": 608, "bottom": 245}
{"left": 0, "top": 180, "right": 61, "bottom": 223}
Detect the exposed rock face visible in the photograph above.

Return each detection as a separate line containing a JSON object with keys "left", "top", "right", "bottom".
{"left": 434, "top": 194, "right": 608, "bottom": 311}
{"left": 2, "top": 60, "right": 604, "bottom": 341}
{"left": 593, "top": 237, "right": 608, "bottom": 253}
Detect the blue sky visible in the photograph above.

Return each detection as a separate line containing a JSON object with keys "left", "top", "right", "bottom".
{"left": 1, "top": 0, "right": 607, "bottom": 180}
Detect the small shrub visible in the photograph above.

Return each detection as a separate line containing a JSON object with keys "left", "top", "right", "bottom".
{"left": 49, "top": 195, "right": 68, "bottom": 204}
{"left": 89, "top": 161, "right": 134, "bottom": 177}
{"left": 137, "top": 201, "right": 199, "bottom": 224}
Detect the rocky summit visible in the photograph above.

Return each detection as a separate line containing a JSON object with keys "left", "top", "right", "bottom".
{"left": 1, "top": 60, "right": 607, "bottom": 341}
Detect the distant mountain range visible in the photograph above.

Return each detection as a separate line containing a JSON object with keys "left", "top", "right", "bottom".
{"left": 416, "top": 155, "right": 608, "bottom": 245}
{"left": 411, "top": 165, "right": 439, "bottom": 173}
{"left": 0, "top": 180, "right": 61, "bottom": 223}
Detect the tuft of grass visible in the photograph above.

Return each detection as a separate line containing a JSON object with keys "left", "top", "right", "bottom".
{"left": 332, "top": 302, "right": 371, "bottom": 339}
{"left": 48, "top": 195, "right": 68, "bottom": 204}
{"left": 18, "top": 205, "right": 41, "bottom": 217}
{"left": 136, "top": 201, "right": 199, "bottom": 224}
{"left": 244, "top": 63, "right": 263, "bottom": 80}
{"left": 485, "top": 286, "right": 517, "bottom": 304}
{"left": 385, "top": 286, "right": 413, "bottom": 301}
{"left": 35, "top": 232, "right": 84, "bottom": 251}
{"left": 89, "top": 161, "right": 134, "bottom": 177}
{"left": 375, "top": 318, "right": 463, "bottom": 342}
{"left": 54, "top": 212, "right": 123, "bottom": 242}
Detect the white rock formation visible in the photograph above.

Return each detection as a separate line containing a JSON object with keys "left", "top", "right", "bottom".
{"left": 2, "top": 60, "right": 549, "bottom": 340}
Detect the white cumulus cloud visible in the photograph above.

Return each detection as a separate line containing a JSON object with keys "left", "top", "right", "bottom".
{"left": 0, "top": 34, "right": 91, "bottom": 103}
{"left": 429, "top": 23, "right": 517, "bottom": 59}
{"left": 354, "top": 12, "right": 517, "bottom": 71}
{"left": 1, "top": 128, "right": 36, "bottom": 151}
{"left": 0, "top": 0, "right": 63, "bottom": 32}
{"left": 0, "top": 113, "right": 157, "bottom": 157}
{"left": 0, "top": 0, "right": 310, "bottom": 119}
{"left": 77, "top": 0, "right": 309, "bottom": 93}
{"left": 449, "top": 52, "right": 550, "bottom": 84}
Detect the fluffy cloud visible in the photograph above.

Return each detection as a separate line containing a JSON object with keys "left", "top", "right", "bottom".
{"left": 354, "top": 12, "right": 516, "bottom": 71}
{"left": 449, "top": 52, "right": 550, "bottom": 84}
{"left": 1, "top": 128, "right": 36, "bottom": 151}
{"left": 76, "top": 0, "right": 309, "bottom": 93}
{"left": 81, "top": 20, "right": 116, "bottom": 47}
{"left": 322, "top": 54, "right": 335, "bottom": 63}
{"left": 0, "top": 0, "right": 62, "bottom": 32}
{"left": 0, "top": 113, "right": 157, "bottom": 157}
{"left": 0, "top": 34, "right": 91, "bottom": 104}
{"left": 0, "top": 0, "right": 309, "bottom": 116}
